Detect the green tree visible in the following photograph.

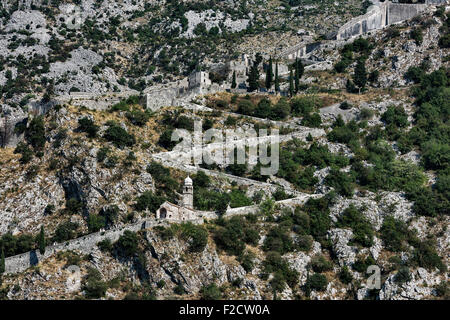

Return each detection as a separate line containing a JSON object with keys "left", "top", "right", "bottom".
{"left": 265, "top": 57, "right": 273, "bottom": 90}
{"left": 200, "top": 283, "right": 222, "bottom": 300}
{"left": 26, "top": 116, "right": 46, "bottom": 151}
{"left": 247, "top": 58, "right": 260, "bottom": 92}
{"left": 305, "top": 273, "right": 328, "bottom": 292}
{"left": 275, "top": 62, "right": 280, "bottom": 92}
{"left": 297, "top": 59, "right": 304, "bottom": 82}
{"left": 231, "top": 71, "right": 237, "bottom": 89}
{"left": 78, "top": 117, "right": 99, "bottom": 138}
{"left": 353, "top": 58, "right": 367, "bottom": 93}
{"left": 294, "top": 58, "right": 303, "bottom": 93}
{"left": 289, "top": 69, "right": 294, "bottom": 97}
{"left": 83, "top": 267, "right": 108, "bottom": 299}
{"left": 38, "top": 226, "right": 46, "bottom": 254}
{"left": 115, "top": 230, "right": 139, "bottom": 257}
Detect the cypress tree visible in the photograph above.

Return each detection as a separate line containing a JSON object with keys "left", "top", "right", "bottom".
{"left": 294, "top": 58, "right": 300, "bottom": 93}
{"left": 275, "top": 62, "right": 280, "bottom": 93}
{"left": 247, "top": 60, "right": 260, "bottom": 92}
{"left": 231, "top": 71, "right": 237, "bottom": 89}
{"left": 297, "top": 59, "right": 304, "bottom": 81}
{"left": 353, "top": 58, "right": 367, "bottom": 94}
{"left": 265, "top": 57, "right": 273, "bottom": 90}
{"left": 38, "top": 226, "right": 46, "bottom": 254}
{"left": 0, "top": 247, "right": 5, "bottom": 274}
{"left": 289, "top": 69, "right": 294, "bottom": 97}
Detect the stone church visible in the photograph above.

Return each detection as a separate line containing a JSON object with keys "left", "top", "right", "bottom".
{"left": 156, "top": 176, "right": 199, "bottom": 222}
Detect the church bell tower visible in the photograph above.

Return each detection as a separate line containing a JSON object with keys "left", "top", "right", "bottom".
{"left": 182, "top": 176, "right": 193, "bottom": 209}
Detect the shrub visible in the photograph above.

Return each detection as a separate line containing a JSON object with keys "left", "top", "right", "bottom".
{"left": 226, "top": 162, "right": 247, "bottom": 177}
{"left": 25, "top": 116, "right": 45, "bottom": 151}
{"left": 254, "top": 98, "right": 272, "bottom": 118}
{"left": 157, "top": 280, "right": 166, "bottom": 289}
{"left": 302, "top": 112, "right": 322, "bottom": 128}
{"left": 434, "top": 281, "right": 449, "bottom": 298}
{"left": 405, "top": 66, "right": 425, "bottom": 83}
{"left": 175, "top": 115, "right": 194, "bottom": 131}
{"left": 352, "top": 255, "right": 376, "bottom": 273}
{"left": 215, "top": 99, "right": 228, "bottom": 109}
{"left": 158, "top": 129, "right": 177, "bottom": 150}
{"left": 337, "top": 204, "right": 374, "bottom": 247}
{"left": 52, "top": 221, "right": 79, "bottom": 243}
{"left": 229, "top": 189, "right": 252, "bottom": 208}
{"left": 305, "top": 273, "right": 328, "bottom": 292}
{"left": 380, "top": 216, "right": 412, "bottom": 252}
{"left": 421, "top": 140, "right": 450, "bottom": 171}
{"left": 263, "top": 226, "right": 294, "bottom": 254}
{"left": 14, "top": 142, "right": 33, "bottom": 164}
{"left": 96, "top": 147, "right": 110, "bottom": 163}
{"left": 100, "top": 205, "right": 119, "bottom": 227}
{"left": 126, "top": 109, "right": 150, "bottom": 126}
{"left": 83, "top": 267, "right": 108, "bottom": 299}
{"left": 339, "top": 101, "right": 352, "bottom": 110}
{"left": 115, "top": 230, "right": 139, "bottom": 257}
{"left": 381, "top": 106, "right": 408, "bottom": 128}
{"left": 223, "top": 115, "right": 237, "bottom": 127}
{"left": 193, "top": 171, "right": 210, "bottom": 188}
{"left": 290, "top": 96, "right": 317, "bottom": 116}
{"left": 103, "top": 122, "right": 135, "bottom": 148}
{"left": 295, "top": 235, "right": 313, "bottom": 252}
{"left": 334, "top": 60, "right": 350, "bottom": 73}
{"left": 194, "top": 188, "right": 230, "bottom": 213}
{"left": 135, "top": 191, "right": 165, "bottom": 213}
{"left": 65, "top": 198, "right": 83, "bottom": 215}
{"left": 88, "top": 214, "right": 106, "bottom": 232}
{"left": 339, "top": 266, "right": 353, "bottom": 284}
{"left": 394, "top": 267, "right": 411, "bottom": 284}
{"left": 263, "top": 251, "right": 299, "bottom": 289}
{"left": 327, "top": 118, "right": 359, "bottom": 145}
{"left": 239, "top": 251, "right": 256, "bottom": 272}
{"left": 310, "top": 254, "right": 333, "bottom": 273}
{"left": 44, "top": 204, "right": 55, "bottom": 215}
{"left": 302, "top": 196, "right": 332, "bottom": 239}
{"left": 180, "top": 223, "right": 208, "bottom": 253}
{"left": 200, "top": 283, "right": 222, "bottom": 300}
{"left": 237, "top": 100, "right": 255, "bottom": 115}
{"left": 97, "top": 238, "right": 113, "bottom": 252}
{"left": 410, "top": 28, "right": 423, "bottom": 45}
{"left": 78, "top": 117, "right": 99, "bottom": 138}
{"left": 270, "top": 271, "right": 286, "bottom": 293}
{"left": 411, "top": 240, "right": 446, "bottom": 272}
{"left": 324, "top": 168, "right": 354, "bottom": 197}
{"left": 214, "top": 216, "right": 259, "bottom": 255}
{"left": 270, "top": 98, "right": 291, "bottom": 120}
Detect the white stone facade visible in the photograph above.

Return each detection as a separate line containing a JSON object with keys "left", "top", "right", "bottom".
{"left": 156, "top": 201, "right": 198, "bottom": 222}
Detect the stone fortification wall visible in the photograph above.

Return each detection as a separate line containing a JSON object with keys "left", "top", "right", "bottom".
{"left": 336, "top": 2, "right": 388, "bottom": 40}
{"left": 387, "top": 3, "right": 427, "bottom": 25}
{"left": 334, "top": 1, "right": 442, "bottom": 41}
{"left": 4, "top": 219, "right": 166, "bottom": 274}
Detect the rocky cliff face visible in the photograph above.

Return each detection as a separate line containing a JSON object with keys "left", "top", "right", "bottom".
{"left": 0, "top": 2, "right": 449, "bottom": 301}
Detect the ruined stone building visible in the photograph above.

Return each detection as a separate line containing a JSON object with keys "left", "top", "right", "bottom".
{"left": 188, "top": 71, "right": 212, "bottom": 89}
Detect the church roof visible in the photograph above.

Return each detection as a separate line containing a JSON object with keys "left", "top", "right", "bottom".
{"left": 159, "top": 201, "right": 195, "bottom": 213}
{"left": 184, "top": 175, "right": 193, "bottom": 185}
